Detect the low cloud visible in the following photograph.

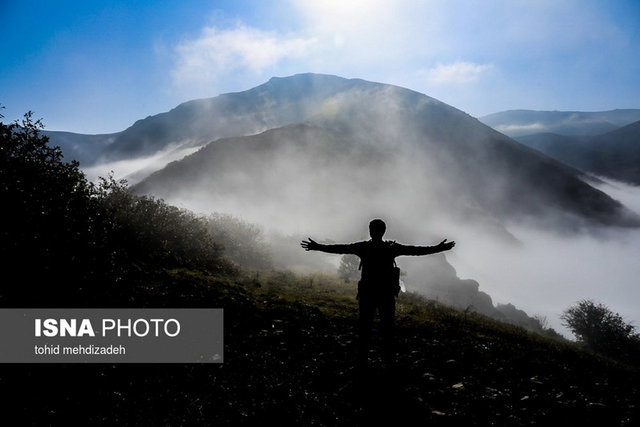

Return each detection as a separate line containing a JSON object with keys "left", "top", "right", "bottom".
{"left": 451, "top": 177, "right": 640, "bottom": 336}
{"left": 494, "top": 123, "right": 547, "bottom": 135}
{"left": 421, "top": 62, "right": 494, "bottom": 86}
{"left": 84, "top": 144, "right": 200, "bottom": 185}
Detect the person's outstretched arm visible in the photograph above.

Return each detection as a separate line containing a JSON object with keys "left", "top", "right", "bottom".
{"left": 394, "top": 239, "right": 455, "bottom": 256}
{"left": 300, "top": 238, "right": 360, "bottom": 255}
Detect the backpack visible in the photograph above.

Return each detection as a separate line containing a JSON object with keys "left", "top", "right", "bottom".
{"left": 357, "top": 241, "right": 402, "bottom": 298}
{"left": 391, "top": 261, "right": 401, "bottom": 297}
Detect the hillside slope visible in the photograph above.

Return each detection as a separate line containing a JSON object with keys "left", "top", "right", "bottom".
{"left": 6, "top": 269, "right": 639, "bottom": 425}
{"left": 43, "top": 130, "right": 119, "bottom": 165}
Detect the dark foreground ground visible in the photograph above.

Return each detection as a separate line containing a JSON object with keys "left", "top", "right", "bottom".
{"left": 2, "top": 270, "right": 639, "bottom": 426}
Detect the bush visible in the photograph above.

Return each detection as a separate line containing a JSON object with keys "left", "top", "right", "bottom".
{"left": 561, "top": 299, "right": 640, "bottom": 363}
{"left": 338, "top": 254, "right": 360, "bottom": 283}
{"left": 98, "top": 177, "right": 231, "bottom": 273}
{"left": 205, "top": 213, "right": 272, "bottom": 270}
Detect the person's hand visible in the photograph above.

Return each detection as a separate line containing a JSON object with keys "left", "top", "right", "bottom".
{"left": 301, "top": 238, "right": 319, "bottom": 251}
{"left": 437, "top": 239, "right": 455, "bottom": 251}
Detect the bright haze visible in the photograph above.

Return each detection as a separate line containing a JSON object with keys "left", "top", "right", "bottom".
{"left": 2, "top": 1, "right": 640, "bottom": 335}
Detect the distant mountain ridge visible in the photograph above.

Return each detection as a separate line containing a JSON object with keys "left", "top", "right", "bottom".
{"left": 43, "top": 130, "right": 119, "bottom": 165}
{"left": 480, "top": 109, "right": 640, "bottom": 137}
{"left": 516, "top": 120, "right": 640, "bottom": 185}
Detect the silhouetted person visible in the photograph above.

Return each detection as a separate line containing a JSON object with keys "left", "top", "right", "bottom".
{"left": 301, "top": 219, "right": 455, "bottom": 366}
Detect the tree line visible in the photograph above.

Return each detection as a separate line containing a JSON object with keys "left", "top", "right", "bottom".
{"left": 0, "top": 110, "right": 267, "bottom": 306}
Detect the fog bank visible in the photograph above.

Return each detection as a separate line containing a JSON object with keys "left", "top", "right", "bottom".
{"left": 451, "top": 178, "right": 640, "bottom": 336}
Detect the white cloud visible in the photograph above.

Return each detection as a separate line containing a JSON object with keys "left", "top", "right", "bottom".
{"left": 84, "top": 143, "right": 200, "bottom": 185}
{"left": 494, "top": 123, "right": 547, "bottom": 134}
{"left": 171, "top": 25, "right": 316, "bottom": 92}
{"left": 421, "top": 61, "right": 494, "bottom": 86}
{"left": 592, "top": 177, "right": 640, "bottom": 215}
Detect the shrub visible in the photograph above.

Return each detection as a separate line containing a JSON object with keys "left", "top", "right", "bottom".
{"left": 97, "top": 177, "right": 231, "bottom": 273}
{"left": 561, "top": 299, "right": 639, "bottom": 363}
{"left": 338, "top": 254, "right": 360, "bottom": 283}
{"left": 205, "top": 213, "right": 272, "bottom": 270}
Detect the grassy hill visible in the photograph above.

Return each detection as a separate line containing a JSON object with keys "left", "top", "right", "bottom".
{"left": 5, "top": 268, "right": 639, "bottom": 426}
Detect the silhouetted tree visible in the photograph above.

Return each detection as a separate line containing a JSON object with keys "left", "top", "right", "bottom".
{"left": 0, "top": 110, "right": 101, "bottom": 303}
{"left": 561, "top": 299, "right": 640, "bottom": 363}
{"left": 338, "top": 254, "right": 360, "bottom": 283}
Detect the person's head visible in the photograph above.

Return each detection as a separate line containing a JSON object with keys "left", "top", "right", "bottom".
{"left": 369, "top": 219, "right": 386, "bottom": 240}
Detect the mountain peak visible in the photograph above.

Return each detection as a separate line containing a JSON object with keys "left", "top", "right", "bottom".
{"left": 129, "top": 73, "right": 640, "bottom": 229}
{"left": 266, "top": 72, "right": 347, "bottom": 83}
{"left": 46, "top": 73, "right": 640, "bottom": 229}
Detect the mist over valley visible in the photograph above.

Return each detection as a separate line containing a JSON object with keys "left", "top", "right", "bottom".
{"left": 47, "top": 74, "right": 640, "bottom": 335}
{"left": 479, "top": 109, "right": 640, "bottom": 138}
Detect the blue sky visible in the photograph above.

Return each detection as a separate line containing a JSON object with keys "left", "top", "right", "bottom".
{"left": 1, "top": 0, "right": 639, "bottom": 134}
